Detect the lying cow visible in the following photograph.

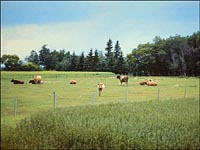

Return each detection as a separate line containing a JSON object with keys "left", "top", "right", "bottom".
{"left": 139, "top": 80, "right": 148, "bottom": 85}
{"left": 11, "top": 79, "right": 24, "bottom": 84}
{"left": 97, "top": 83, "right": 105, "bottom": 96}
{"left": 33, "top": 75, "right": 42, "bottom": 84}
{"left": 29, "top": 79, "right": 44, "bottom": 84}
{"left": 147, "top": 80, "right": 157, "bottom": 86}
{"left": 69, "top": 80, "right": 77, "bottom": 84}
{"left": 116, "top": 75, "right": 128, "bottom": 85}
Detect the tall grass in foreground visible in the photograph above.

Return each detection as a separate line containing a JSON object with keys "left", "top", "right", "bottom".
{"left": 1, "top": 98, "right": 199, "bottom": 150}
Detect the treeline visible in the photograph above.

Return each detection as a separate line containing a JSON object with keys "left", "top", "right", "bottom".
{"left": 1, "top": 31, "right": 199, "bottom": 76}
{"left": 127, "top": 31, "right": 200, "bottom": 76}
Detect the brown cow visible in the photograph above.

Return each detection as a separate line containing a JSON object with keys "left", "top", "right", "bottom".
{"left": 11, "top": 79, "right": 24, "bottom": 84}
{"left": 139, "top": 80, "right": 148, "bottom": 85}
{"left": 69, "top": 80, "right": 77, "bottom": 84}
{"left": 147, "top": 80, "right": 157, "bottom": 86}
{"left": 116, "top": 75, "right": 128, "bottom": 85}
{"left": 97, "top": 83, "right": 105, "bottom": 96}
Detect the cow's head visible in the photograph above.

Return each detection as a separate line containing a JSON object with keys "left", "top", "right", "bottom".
{"left": 116, "top": 75, "right": 121, "bottom": 79}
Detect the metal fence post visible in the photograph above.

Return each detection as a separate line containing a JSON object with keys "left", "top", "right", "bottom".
{"left": 157, "top": 86, "right": 160, "bottom": 101}
{"left": 14, "top": 97, "right": 17, "bottom": 117}
{"left": 92, "top": 91, "right": 96, "bottom": 105}
{"left": 184, "top": 86, "right": 187, "bottom": 99}
{"left": 125, "top": 88, "right": 128, "bottom": 102}
{"left": 53, "top": 92, "right": 56, "bottom": 110}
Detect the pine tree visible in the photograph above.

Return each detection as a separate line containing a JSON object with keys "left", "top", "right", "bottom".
{"left": 77, "top": 52, "right": 85, "bottom": 71}
{"left": 105, "top": 39, "right": 114, "bottom": 71}
{"left": 114, "top": 40, "right": 121, "bottom": 60}
{"left": 85, "top": 49, "right": 94, "bottom": 71}
{"left": 39, "top": 45, "right": 51, "bottom": 70}
{"left": 93, "top": 49, "right": 100, "bottom": 70}
{"left": 69, "top": 52, "right": 77, "bottom": 71}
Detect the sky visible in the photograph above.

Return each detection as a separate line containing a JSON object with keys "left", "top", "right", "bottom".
{"left": 1, "top": 1, "right": 199, "bottom": 60}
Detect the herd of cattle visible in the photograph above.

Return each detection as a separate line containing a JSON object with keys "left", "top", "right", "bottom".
{"left": 10, "top": 75, "right": 158, "bottom": 96}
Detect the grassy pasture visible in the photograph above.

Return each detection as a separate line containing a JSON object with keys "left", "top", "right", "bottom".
{"left": 1, "top": 71, "right": 199, "bottom": 149}
{"left": 1, "top": 71, "right": 199, "bottom": 128}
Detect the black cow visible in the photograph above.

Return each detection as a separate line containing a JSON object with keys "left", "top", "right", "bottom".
{"left": 11, "top": 79, "right": 24, "bottom": 84}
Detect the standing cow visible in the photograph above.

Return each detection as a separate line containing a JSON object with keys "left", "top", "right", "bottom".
{"left": 116, "top": 75, "right": 128, "bottom": 85}
{"left": 97, "top": 83, "right": 105, "bottom": 96}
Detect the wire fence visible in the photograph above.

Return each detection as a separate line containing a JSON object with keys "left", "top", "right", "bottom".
{"left": 1, "top": 73, "right": 199, "bottom": 118}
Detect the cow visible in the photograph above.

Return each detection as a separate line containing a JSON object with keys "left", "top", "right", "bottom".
{"left": 139, "top": 80, "right": 148, "bottom": 85}
{"left": 29, "top": 79, "right": 44, "bottom": 84}
{"left": 11, "top": 79, "right": 24, "bottom": 84}
{"left": 97, "top": 83, "right": 105, "bottom": 96}
{"left": 116, "top": 75, "right": 128, "bottom": 85}
{"left": 69, "top": 80, "right": 77, "bottom": 84}
{"left": 33, "top": 75, "right": 42, "bottom": 84}
{"left": 29, "top": 79, "right": 36, "bottom": 84}
{"left": 147, "top": 80, "right": 157, "bottom": 86}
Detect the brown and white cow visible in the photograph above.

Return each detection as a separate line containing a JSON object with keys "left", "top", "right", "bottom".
{"left": 29, "top": 79, "right": 44, "bottom": 84}
{"left": 69, "top": 80, "right": 77, "bottom": 84}
{"left": 33, "top": 75, "right": 42, "bottom": 84}
{"left": 97, "top": 83, "right": 105, "bottom": 96}
{"left": 11, "top": 79, "right": 24, "bottom": 84}
{"left": 116, "top": 75, "right": 128, "bottom": 85}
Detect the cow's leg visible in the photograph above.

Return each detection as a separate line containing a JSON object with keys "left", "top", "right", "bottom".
{"left": 99, "top": 88, "right": 102, "bottom": 96}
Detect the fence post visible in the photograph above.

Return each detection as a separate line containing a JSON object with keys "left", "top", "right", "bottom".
{"left": 53, "top": 92, "right": 56, "bottom": 110}
{"left": 92, "top": 91, "right": 96, "bottom": 105}
{"left": 157, "top": 86, "right": 160, "bottom": 101}
{"left": 125, "top": 88, "right": 128, "bottom": 102}
{"left": 184, "top": 86, "right": 187, "bottom": 99}
{"left": 14, "top": 97, "right": 17, "bottom": 117}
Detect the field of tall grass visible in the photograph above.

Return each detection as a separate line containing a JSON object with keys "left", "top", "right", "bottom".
{"left": 1, "top": 71, "right": 199, "bottom": 149}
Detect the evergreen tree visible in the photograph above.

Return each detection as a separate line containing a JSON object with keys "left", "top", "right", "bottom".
{"left": 114, "top": 41, "right": 121, "bottom": 59}
{"left": 93, "top": 49, "right": 100, "bottom": 70}
{"left": 105, "top": 39, "right": 114, "bottom": 71}
{"left": 69, "top": 52, "right": 77, "bottom": 71}
{"left": 85, "top": 49, "right": 94, "bottom": 71}
{"left": 77, "top": 52, "right": 85, "bottom": 71}
{"left": 39, "top": 45, "right": 51, "bottom": 70}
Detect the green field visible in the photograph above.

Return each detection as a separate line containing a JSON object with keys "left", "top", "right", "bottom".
{"left": 1, "top": 71, "right": 199, "bottom": 149}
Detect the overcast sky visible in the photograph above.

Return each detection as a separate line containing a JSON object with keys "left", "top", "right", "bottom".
{"left": 1, "top": 1, "right": 199, "bottom": 60}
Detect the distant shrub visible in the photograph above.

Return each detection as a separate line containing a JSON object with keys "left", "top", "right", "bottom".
{"left": 20, "top": 62, "right": 42, "bottom": 71}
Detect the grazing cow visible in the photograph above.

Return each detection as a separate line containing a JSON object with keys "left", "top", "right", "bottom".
{"left": 147, "top": 80, "right": 157, "bottom": 86}
{"left": 69, "top": 80, "right": 77, "bottom": 84}
{"left": 139, "top": 80, "right": 148, "bottom": 85}
{"left": 33, "top": 75, "right": 42, "bottom": 84}
{"left": 116, "top": 75, "right": 128, "bottom": 85}
{"left": 11, "top": 79, "right": 24, "bottom": 84}
{"left": 97, "top": 83, "right": 105, "bottom": 96}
